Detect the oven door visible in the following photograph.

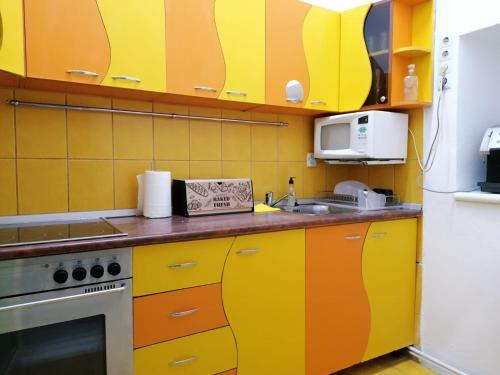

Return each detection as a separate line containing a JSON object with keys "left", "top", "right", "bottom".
{"left": 0, "top": 279, "right": 132, "bottom": 375}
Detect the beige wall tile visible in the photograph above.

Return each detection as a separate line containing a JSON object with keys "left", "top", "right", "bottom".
{"left": 303, "top": 162, "right": 326, "bottom": 198}
{"left": 17, "top": 159, "right": 68, "bottom": 214}
{"left": 222, "top": 161, "right": 251, "bottom": 179}
{"left": 190, "top": 161, "right": 222, "bottom": 179}
{"left": 0, "top": 88, "right": 15, "bottom": 158}
{"left": 155, "top": 160, "right": 190, "bottom": 180}
{"left": 251, "top": 162, "right": 278, "bottom": 201}
{"left": 69, "top": 160, "right": 114, "bottom": 211}
{"left": 0, "top": 159, "right": 17, "bottom": 215}
{"left": 153, "top": 103, "right": 190, "bottom": 160}
{"left": 67, "top": 95, "right": 113, "bottom": 159}
{"left": 278, "top": 162, "right": 304, "bottom": 198}
{"left": 114, "top": 160, "right": 152, "bottom": 209}
{"left": 251, "top": 113, "right": 278, "bottom": 161}
{"left": 221, "top": 110, "right": 251, "bottom": 161}
{"left": 278, "top": 115, "right": 304, "bottom": 162}
{"left": 190, "top": 106, "right": 221, "bottom": 161}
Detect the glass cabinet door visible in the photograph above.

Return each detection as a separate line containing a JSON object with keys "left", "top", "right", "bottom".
{"left": 363, "top": 1, "right": 391, "bottom": 107}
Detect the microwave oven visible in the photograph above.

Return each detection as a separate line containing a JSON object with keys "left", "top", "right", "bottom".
{"left": 314, "top": 110, "right": 408, "bottom": 164}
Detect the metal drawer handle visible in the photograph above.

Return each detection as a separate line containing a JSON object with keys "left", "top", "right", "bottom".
{"left": 310, "top": 100, "right": 327, "bottom": 106}
{"left": 193, "top": 86, "right": 217, "bottom": 93}
{"left": 66, "top": 69, "right": 99, "bottom": 77}
{"left": 371, "top": 232, "right": 388, "bottom": 238}
{"left": 170, "top": 307, "right": 199, "bottom": 318}
{"left": 236, "top": 248, "right": 259, "bottom": 255}
{"left": 168, "top": 356, "right": 198, "bottom": 367}
{"left": 111, "top": 75, "right": 141, "bottom": 83}
{"left": 225, "top": 90, "right": 247, "bottom": 96}
{"left": 286, "top": 98, "right": 302, "bottom": 103}
{"left": 168, "top": 262, "right": 197, "bottom": 269}
{"left": 345, "top": 235, "right": 362, "bottom": 240}
{"left": 0, "top": 284, "right": 126, "bottom": 312}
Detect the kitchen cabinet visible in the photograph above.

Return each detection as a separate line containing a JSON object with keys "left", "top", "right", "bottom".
{"left": 362, "top": 218, "right": 417, "bottom": 360}
{"left": 96, "top": 0, "right": 166, "bottom": 92}
{"left": 0, "top": 0, "right": 25, "bottom": 76}
{"left": 303, "top": 6, "right": 341, "bottom": 112}
{"left": 265, "top": 0, "right": 311, "bottom": 108}
{"left": 165, "top": 0, "right": 225, "bottom": 98}
{"left": 222, "top": 229, "right": 305, "bottom": 374}
{"left": 215, "top": 0, "right": 266, "bottom": 104}
{"left": 306, "top": 223, "right": 371, "bottom": 374}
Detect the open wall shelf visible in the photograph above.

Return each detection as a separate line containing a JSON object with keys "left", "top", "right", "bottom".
{"left": 393, "top": 46, "right": 431, "bottom": 57}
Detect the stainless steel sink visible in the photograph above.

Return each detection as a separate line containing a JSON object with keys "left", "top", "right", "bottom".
{"left": 283, "top": 204, "right": 358, "bottom": 215}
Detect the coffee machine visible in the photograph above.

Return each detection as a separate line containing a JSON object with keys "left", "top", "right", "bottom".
{"left": 479, "top": 127, "right": 500, "bottom": 193}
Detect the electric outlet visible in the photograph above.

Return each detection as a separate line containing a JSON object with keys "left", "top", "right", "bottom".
{"left": 306, "top": 153, "right": 317, "bottom": 167}
{"left": 440, "top": 35, "right": 451, "bottom": 48}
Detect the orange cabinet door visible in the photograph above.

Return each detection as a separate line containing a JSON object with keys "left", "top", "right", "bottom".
{"left": 134, "top": 283, "right": 228, "bottom": 348}
{"left": 265, "top": 0, "right": 310, "bottom": 107}
{"left": 165, "top": 0, "right": 225, "bottom": 98}
{"left": 306, "top": 223, "right": 371, "bottom": 374}
{"left": 24, "top": 0, "right": 110, "bottom": 84}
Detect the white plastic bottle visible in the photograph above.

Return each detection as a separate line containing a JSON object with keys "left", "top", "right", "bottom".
{"left": 404, "top": 64, "right": 419, "bottom": 101}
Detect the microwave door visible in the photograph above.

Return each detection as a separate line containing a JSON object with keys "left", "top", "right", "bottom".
{"left": 320, "top": 123, "right": 352, "bottom": 153}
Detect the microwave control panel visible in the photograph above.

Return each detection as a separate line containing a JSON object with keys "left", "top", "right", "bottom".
{"left": 356, "top": 115, "right": 369, "bottom": 152}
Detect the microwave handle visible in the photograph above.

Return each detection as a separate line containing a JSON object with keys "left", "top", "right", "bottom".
{"left": 480, "top": 128, "right": 494, "bottom": 155}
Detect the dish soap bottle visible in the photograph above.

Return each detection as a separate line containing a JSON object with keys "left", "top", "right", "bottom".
{"left": 404, "top": 64, "right": 419, "bottom": 101}
{"left": 287, "top": 177, "right": 297, "bottom": 208}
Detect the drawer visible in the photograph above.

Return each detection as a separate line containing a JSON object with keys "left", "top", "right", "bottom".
{"left": 134, "top": 327, "right": 237, "bottom": 375}
{"left": 134, "top": 283, "right": 228, "bottom": 348}
{"left": 133, "top": 237, "right": 234, "bottom": 296}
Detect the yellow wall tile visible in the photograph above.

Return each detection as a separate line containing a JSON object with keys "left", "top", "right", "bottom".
{"left": 113, "top": 99, "right": 153, "bottom": 160}
{"left": 251, "top": 112, "right": 278, "bottom": 161}
{"left": 69, "top": 160, "right": 114, "bottom": 211}
{"left": 251, "top": 162, "right": 278, "bottom": 201}
{"left": 416, "top": 216, "right": 423, "bottom": 262}
{"left": 15, "top": 89, "right": 65, "bottom": 104}
{"left": 153, "top": 103, "right": 189, "bottom": 160}
{"left": 17, "top": 159, "right": 68, "bottom": 214}
{"left": 278, "top": 162, "right": 304, "bottom": 198}
{"left": 0, "top": 89, "right": 15, "bottom": 158}
{"left": 114, "top": 160, "right": 152, "bottom": 209}
{"left": 222, "top": 161, "right": 251, "bottom": 179}
{"left": 190, "top": 161, "right": 222, "bottom": 179}
{"left": 190, "top": 106, "right": 221, "bottom": 161}
{"left": 303, "top": 162, "right": 326, "bottom": 198}
{"left": 368, "top": 165, "right": 395, "bottom": 190}
{"left": 407, "top": 109, "right": 423, "bottom": 161}
{"left": 154, "top": 160, "right": 190, "bottom": 180}
{"left": 221, "top": 110, "right": 251, "bottom": 161}
{"left": 0, "top": 159, "right": 17, "bottom": 215}
{"left": 67, "top": 95, "right": 113, "bottom": 159}
{"left": 395, "top": 160, "right": 423, "bottom": 204}
{"left": 348, "top": 165, "right": 370, "bottom": 185}
{"left": 278, "top": 115, "right": 305, "bottom": 162}
{"left": 303, "top": 116, "right": 315, "bottom": 153}
{"left": 325, "top": 165, "right": 350, "bottom": 191}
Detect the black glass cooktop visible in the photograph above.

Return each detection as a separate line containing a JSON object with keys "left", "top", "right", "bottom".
{"left": 0, "top": 218, "right": 127, "bottom": 248}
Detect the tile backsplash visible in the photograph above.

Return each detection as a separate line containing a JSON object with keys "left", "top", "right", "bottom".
{"left": 0, "top": 87, "right": 423, "bottom": 216}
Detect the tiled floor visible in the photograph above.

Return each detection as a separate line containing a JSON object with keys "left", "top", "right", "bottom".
{"left": 335, "top": 354, "right": 437, "bottom": 375}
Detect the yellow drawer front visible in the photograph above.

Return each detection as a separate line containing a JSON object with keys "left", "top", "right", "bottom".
{"left": 134, "top": 327, "right": 237, "bottom": 375}
{"left": 133, "top": 237, "right": 234, "bottom": 296}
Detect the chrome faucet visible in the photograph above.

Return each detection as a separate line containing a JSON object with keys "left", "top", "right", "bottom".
{"left": 265, "top": 191, "right": 290, "bottom": 207}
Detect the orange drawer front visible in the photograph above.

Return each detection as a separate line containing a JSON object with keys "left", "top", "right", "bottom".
{"left": 134, "top": 283, "right": 228, "bottom": 348}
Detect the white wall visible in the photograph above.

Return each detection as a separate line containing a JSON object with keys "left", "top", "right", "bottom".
{"left": 421, "top": 1, "right": 500, "bottom": 374}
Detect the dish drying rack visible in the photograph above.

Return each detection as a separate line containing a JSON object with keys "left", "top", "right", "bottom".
{"left": 315, "top": 191, "right": 404, "bottom": 211}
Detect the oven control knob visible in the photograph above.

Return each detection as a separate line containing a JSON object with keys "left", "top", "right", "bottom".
{"left": 107, "top": 262, "right": 121, "bottom": 276}
{"left": 53, "top": 269, "right": 69, "bottom": 284}
{"left": 90, "top": 265, "right": 104, "bottom": 278}
{"left": 72, "top": 267, "right": 87, "bottom": 281}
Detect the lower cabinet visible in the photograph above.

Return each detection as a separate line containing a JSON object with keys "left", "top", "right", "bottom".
{"left": 222, "top": 229, "right": 305, "bottom": 375}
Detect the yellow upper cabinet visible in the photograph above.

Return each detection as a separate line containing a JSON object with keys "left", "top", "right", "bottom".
{"left": 0, "top": 0, "right": 25, "bottom": 75}
{"left": 96, "top": 0, "right": 166, "bottom": 92}
{"left": 362, "top": 219, "right": 417, "bottom": 361}
{"left": 303, "top": 6, "right": 340, "bottom": 112}
{"left": 215, "top": 0, "right": 266, "bottom": 104}
{"left": 339, "top": 4, "right": 372, "bottom": 112}
{"left": 222, "top": 230, "right": 305, "bottom": 375}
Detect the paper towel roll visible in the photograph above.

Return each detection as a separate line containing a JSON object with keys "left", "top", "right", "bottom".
{"left": 143, "top": 171, "right": 172, "bottom": 218}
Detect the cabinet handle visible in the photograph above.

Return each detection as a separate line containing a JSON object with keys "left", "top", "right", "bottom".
{"left": 168, "top": 261, "right": 197, "bottom": 269}
{"left": 225, "top": 90, "right": 247, "bottom": 96}
{"left": 66, "top": 69, "right": 99, "bottom": 77}
{"left": 170, "top": 307, "right": 199, "bottom": 318}
{"left": 236, "top": 248, "right": 259, "bottom": 255}
{"left": 310, "top": 100, "right": 327, "bottom": 106}
{"left": 345, "top": 235, "right": 362, "bottom": 240}
{"left": 286, "top": 98, "right": 302, "bottom": 103}
{"left": 168, "top": 356, "right": 197, "bottom": 367}
{"left": 111, "top": 75, "right": 141, "bottom": 83}
{"left": 193, "top": 86, "right": 217, "bottom": 93}
{"left": 371, "top": 232, "right": 388, "bottom": 238}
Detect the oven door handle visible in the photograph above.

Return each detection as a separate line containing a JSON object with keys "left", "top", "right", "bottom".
{"left": 0, "top": 283, "right": 127, "bottom": 312}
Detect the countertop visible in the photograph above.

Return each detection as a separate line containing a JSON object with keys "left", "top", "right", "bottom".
{"left": 0, "top": 209, "right": 421, "bottom": 260}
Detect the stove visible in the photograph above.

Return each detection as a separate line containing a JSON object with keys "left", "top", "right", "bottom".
{"left": 0, "top": 218, "right": 127, "bottom": 248}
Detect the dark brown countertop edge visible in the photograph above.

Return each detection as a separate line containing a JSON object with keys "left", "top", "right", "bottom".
{"left": 0, "top": 209, "right": 421, "bottom": 261}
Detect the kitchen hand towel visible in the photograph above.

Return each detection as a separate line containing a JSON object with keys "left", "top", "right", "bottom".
{"left": 143, "top": 171, "right": 172, "bottom": 218}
